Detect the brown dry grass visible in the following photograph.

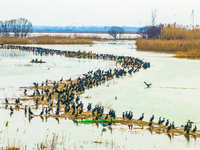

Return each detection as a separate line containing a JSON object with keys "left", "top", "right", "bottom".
{"left": 159, "top": 25, "right": 200, "bottom": 40}
{"left": 136, "top": 39, "right": 200, "bottom": 52}
{"left": 0, "top": 35, "right": 99, "bottom": 45}
{"left": 136, "top": 25, "right": 200, "bottom": 59}
{"left": 136, "top": 38, "right": 200, "bottom": 59}
{"left": 0, "top": 37, "right": 29, "bottom": 44}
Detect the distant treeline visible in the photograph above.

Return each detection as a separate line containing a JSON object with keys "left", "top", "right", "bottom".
{"left": 33, "top": 26, "right": 140, "bottom": 33}
{"left": 0, "top": 18, "right": 33, "bottom": 38}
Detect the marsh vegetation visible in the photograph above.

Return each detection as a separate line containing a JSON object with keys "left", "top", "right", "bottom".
{"left": 136, "top": 24, "right": 200, "bottom": 59}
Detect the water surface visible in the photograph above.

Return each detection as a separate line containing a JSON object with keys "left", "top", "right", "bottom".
{"left": 0, "top": 39, "right": 200, "bottom": 149}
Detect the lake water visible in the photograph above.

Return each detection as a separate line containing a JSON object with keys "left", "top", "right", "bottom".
{"left": 0, "top": 37, "right": 200, "bottom": 149}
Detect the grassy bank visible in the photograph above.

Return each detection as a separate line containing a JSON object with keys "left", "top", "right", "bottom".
{"left": 136, "top": 25, "right": 200, "bottom": 59}
{"left": 0, "top": 35, "right": 99, "bottom": 45}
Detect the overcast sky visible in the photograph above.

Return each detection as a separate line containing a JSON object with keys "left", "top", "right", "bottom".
{"left": 1, "top": 0, "right": 199, "bottom": 27}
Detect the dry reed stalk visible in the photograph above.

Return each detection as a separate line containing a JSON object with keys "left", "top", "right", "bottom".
{"left": 0, "top": 35, "right": 95, "bottom": 45}
{"left": 160, "top": 25, "right": 200, "bottom": 40}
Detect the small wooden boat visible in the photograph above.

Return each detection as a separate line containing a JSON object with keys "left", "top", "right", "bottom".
{"left": 30, "top": 59, "right": 46, "bottom": 63}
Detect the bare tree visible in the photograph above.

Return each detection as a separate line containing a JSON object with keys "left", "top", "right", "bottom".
{"left": 108, "top": 26, "right": 124, "bottom": 40}
{"left": 24, "top": 21, "right": 33, "bottom": 38}
{"left": 151, "top": 9, "right": 157, "bottom": 26}
{"left": 119, "top": 28, "right": 124, "bottom": 39}
{"left": 0, "top": 21, "right": 3, "bottom": 36}
{"left": 18, "top": 18, "right": 33, "bottom": 38}
{"left": 2, "top": 20, "right": 11, "bottom": 36}
{"left": 9, "top": 19, "right": 21, "bottom": 37}
{"left": 0, "top": 18, "right": 32, "bottom": 37}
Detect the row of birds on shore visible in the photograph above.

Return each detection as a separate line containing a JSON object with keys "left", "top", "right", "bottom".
{"left": 122, "top": 111, "right": 197, "bottom": 134}
{"left": 7, "top": 97, "right": 198, "bottom": 134}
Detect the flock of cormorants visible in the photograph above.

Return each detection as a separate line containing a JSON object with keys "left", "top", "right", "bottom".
{"left": 1, "top": 44, "right": 198, "bottom": 137}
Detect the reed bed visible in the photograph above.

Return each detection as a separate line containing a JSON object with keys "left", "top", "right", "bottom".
{"left": 136, "top": 25, "right": 200, "bottom": 59}
{"left": 136, "top": 39, "right": 200, "bottom": 52}
{"left": 0, "top": 37, "right": 29, "bottom": 44}
{"left": 136, "top": 38, "right": 200, "bottom": 58}
{"left": 0, "top": 35, "right": 97, "bottom": 45}
{"left": 28, "top": 35, "right": 94, "bottom": 44}
{"left": 159, "top": 25, "right": 200, "bottom": 40}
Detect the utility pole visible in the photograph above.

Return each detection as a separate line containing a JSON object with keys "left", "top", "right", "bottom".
{"left": 191, "top": 9, "right": 194, "bottom": 28}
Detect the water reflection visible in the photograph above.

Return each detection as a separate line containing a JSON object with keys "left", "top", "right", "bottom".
{"left": 10, "top": 111, "right": 13, "bottom": 117}
{"left": 108, "top": 126, "right": 113, "bottom": 134}
{"left": 28, "top": 114, "right": 34, "bottom": 122}
{"left": 55, "top": 117, "right": 60, "bottom": 124}
{"left": 40, "top": 116, "right": 44, "bottom": 122}
{"left": 128, "top": 125, "right": 133, "bottom": 130}
{"left": 184, "top": 134, "right": 190, "bottom": 143}
{"left": 167, "top": 133, "right": 172, "bottom": 141}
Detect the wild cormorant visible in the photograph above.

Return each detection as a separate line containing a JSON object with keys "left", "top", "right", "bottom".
{"left": 144, "top": 81, "right": 151, "bottom": 88}
{"left": 138, "top": 113, "right": 144, "bottom": 121}
{"left": 192, "top": 125, "right": 197, "bottom": 133}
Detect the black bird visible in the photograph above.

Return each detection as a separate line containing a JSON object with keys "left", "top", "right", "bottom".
{"left": 65, "top": 106, "right": 70, "bottom": 113}
{"left": 10, "top": 106, "right": 13, "bottom": 112}
{"left": 108, "top": 119, "right": 112, "bottom": 126}
{"left": 24, "top": 89, "right": 27, "bottom": 95}
{"left": 28, "top": 107, "right": 34, "bottom": 115}
{"left": 72, "top": 109, "right": 75, "bottom": 115}
{"left": 55, "top": 110, "right": 59, "bottom": 115}
{"left": 15, "top": 98, "right": 20, "bottom": 104}
{"left": 40, "top": 108, "right": 44, "bottom": 115}
{"left": 138, "top": 113, "right": 144, "bottom": 121}
{"left": 95, "top": 115, "right": 99, "bottom": 121}
{"left": 79, "top": 109, "right": 83, "bottom": 114}
{"left": 5, "top": 98, "right": 8, "bottom": 104}
{"left": 144, "top": 81, "right": 151, "bottom": 88}
{"left": 172, "top": 121, "right": 175, "bottom": 129}
{"left": 105, "top": 114, "right": 108, "bottom": 120}
{"left": 76, "top": 96, "right": 80, "bottom": 103}
{"left": 186, "top": 127, "right": 190, "bottom": 134}
{"left": 184, "top": 123, "right": 189, "bottom": 131}
{"left": 158, "top": 117, "right": 162, "bottom": 125}
{"left": 74, "top": 112, "right": 78, "bottom": 118}
{"left": 35, "top": 98, "right": 39, "bottom": 105}
{"left": 192, "top": 125, "right": 197, "bottom": 133}
{"left": 167, "top": 123, "right": 171, "bottom": 132}
{"left": 50, "top": 102, "right": 53, "bottom": 107}
{"left": 41, "top": 96, "right": 44, "bottom": 101}
{"left": 160, "top": 118, "right": 165, "bottom": 124}
{"left": 87, "top": 103, "right": 92, "bottom": 111}
{"left": 122, "top": 112, "right": 125, "bottom": 119}
{"left": 24, "top": 106, "right": 27, "bottom": 115}
{"left": 165, "top": 119, "right": 169, "bottom": 126}
{"left": 60, "top": 77, "right": 63, "bottom": 82}
{"left": 92, "top": 109, "right": 95, "bottom": 116}
{"left": 150, "top": 115, "right": 154, "bottom": 122}
{"left": 148, "top": 121, "right": 153, "bottom": 127}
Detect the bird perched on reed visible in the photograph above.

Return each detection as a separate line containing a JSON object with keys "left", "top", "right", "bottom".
{"left": 167, "top": 123, "right": 171, "bottom": 132}
{"left": 138, "top": 113, "right": 144, "bottom": 121}
{"left": 150, "top": 115, "right": 154, "bottom": 122}
{"left": 192, "top": 125, "right": 197, "bottom": 133}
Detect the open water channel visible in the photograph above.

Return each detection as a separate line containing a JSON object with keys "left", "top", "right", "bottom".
{"left": 0, "top": 34, "right": 200, "bottom": 149}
